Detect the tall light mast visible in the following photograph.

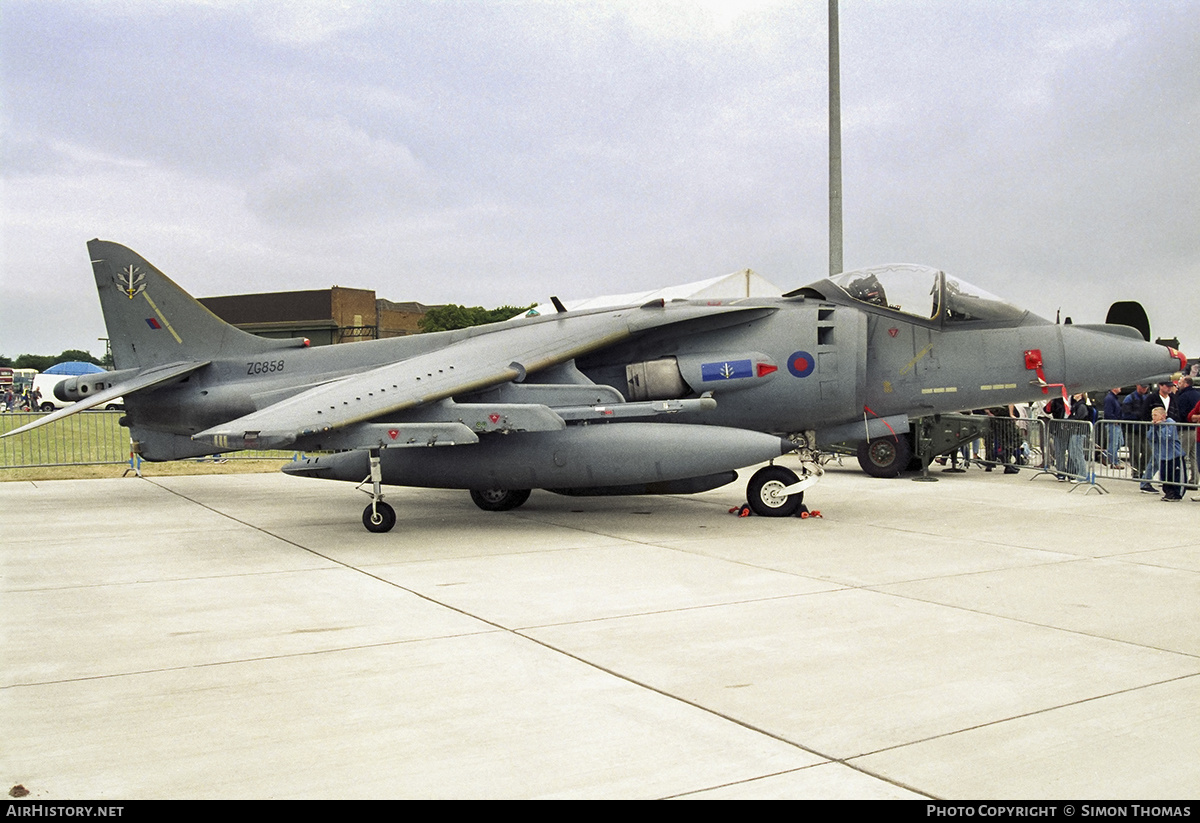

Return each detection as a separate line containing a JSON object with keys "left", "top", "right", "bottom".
{"left": 829, "top": 0, "right": 843, "bottom": 276}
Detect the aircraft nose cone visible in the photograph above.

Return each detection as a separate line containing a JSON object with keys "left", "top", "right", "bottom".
{"left": 1061, "top": 325, "right": 1180, "bottom": 391}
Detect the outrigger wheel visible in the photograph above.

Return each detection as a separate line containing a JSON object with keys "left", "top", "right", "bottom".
{"left": 470, "top": 488, "right": 532, "bottom": 512}
{"left": 363, "top": 501, "right": 397, "bottom": 533}
{"left": 856, "top": 435, "right": 912, "bottom": 478}
{"left": 746, "top": 465, "right": 804, "bottom": 517}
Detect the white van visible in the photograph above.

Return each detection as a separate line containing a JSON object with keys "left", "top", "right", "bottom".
{"left": 32, "top": 371, "right": 124, "bottom": 412}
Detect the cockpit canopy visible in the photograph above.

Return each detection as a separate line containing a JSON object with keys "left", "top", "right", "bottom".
{"left": 802, "top": 264, "right": 1041, "bottom": 326}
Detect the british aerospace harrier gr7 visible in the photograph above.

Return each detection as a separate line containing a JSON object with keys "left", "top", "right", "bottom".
{"left": 7, "top": 241, "right": 1183, "bottom": 531}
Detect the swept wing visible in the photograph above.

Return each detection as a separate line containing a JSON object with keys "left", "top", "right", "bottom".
{"left": 1, "top": 360, "right": 209, "bottom": 439}
{"left": 195, "top": 301, "right": 772, "bottom": 450}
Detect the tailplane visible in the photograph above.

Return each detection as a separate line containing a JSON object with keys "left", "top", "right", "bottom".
{"left": 88, "top": 239, "right": 297, "bottom": 370}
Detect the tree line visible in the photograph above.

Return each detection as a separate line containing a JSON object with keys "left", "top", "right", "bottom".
{"left": 417, "top": 303, "right": 538, "bottom": 333}
{"left": 0, "top": 350, "right": 109, "bottom": 372}
{"left": 5, "top": 304, "right": 537, "bottom": 371}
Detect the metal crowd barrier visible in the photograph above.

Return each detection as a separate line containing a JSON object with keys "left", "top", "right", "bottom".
{"left": 4, "top": 408, "right": 1197, "bottom": 492}
{"left": 0, "top": 410, "right": 296, "bottom": 470}
{"left": 0, "top": 410, "right": 130, "bottom": 468}
{"left": 1089, "top": 418, "right": 1199, "bottom": 492}
{"left": 975, "top": 414, "right": 1198, "bottom": 493}
{"left": 975, "top": 415, "right": 1049, "bottom": 473}
{"left": 1039, "top": 418, "right": 1094, "bottom": 483}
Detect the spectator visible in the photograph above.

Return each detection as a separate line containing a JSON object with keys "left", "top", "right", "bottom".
{"left": 1101, "top": 387, "right": 1125, "bottom": 469}
{"left": 1189, "top": 396, "right": 1200, "bottom": 501}
{"left": 1169, "top": 376, "right": 1199, "bottom": 485}
{"left": 1122, "top": 384, "right": 1152, "bottom": 490}
{"left": 1147, "top": 406, "right": 1185, "bottom": 501}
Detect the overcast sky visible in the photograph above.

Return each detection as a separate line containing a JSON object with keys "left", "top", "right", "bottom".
{"left": 2, "top": 0, "right": 1197, "bottom": 360}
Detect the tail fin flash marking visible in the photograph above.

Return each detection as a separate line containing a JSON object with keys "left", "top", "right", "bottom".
{"left": 88, "top": 239, "right": 297, "bottom": 370}
{"left": 141, "top": 290, "right": 184, "bottom": 343}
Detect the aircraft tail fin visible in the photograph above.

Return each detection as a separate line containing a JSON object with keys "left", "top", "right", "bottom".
{"left": 87, "top": 239, "right": 299, "bottom": 370}
{"left": 1105, "top": 301, "right": 1151, "bottom": 342}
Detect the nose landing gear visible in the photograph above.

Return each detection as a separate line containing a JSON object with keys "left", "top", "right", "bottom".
{"left": 360, "top": 448, "right": 397, "bottom": 533}
{"left": 745, "top": 465, "right": 805, "bottom": 517}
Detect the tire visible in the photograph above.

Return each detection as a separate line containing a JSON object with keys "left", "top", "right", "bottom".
{"left": 746, "top": 466, "right": 803, "bottom": 517}
{"left": 362, "top": 501, "right": 397, "bottom": 533}
{"left": 469, "top": 488, "right": 532, "bottom": 512}
{"left": 906, "top": 443, "right": 932, "bottom": 473}
{"left": 856, "top": 435, "right": 912, "bottom": 478}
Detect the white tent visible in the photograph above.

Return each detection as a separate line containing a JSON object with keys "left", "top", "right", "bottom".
{"left": 519, "top": 269, "right": 782, "bottom": 318}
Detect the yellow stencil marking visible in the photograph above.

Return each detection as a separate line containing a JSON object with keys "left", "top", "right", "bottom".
{"left": 142, "top": 291, "right": 183, "bottom": 344}
{"left": 900, "top": 343, "right": 934, "bottom": 376}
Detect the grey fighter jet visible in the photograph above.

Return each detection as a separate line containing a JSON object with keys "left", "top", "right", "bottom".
{"left": 8, "top": 241, "right": 1183, "bottom": 531}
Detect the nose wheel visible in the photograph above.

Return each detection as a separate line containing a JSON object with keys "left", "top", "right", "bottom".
{"left": 746, "top": 465, "right": 804, "bottom": 517}
{"left": 363, "top": 501, "right": 396, "bottom": 533}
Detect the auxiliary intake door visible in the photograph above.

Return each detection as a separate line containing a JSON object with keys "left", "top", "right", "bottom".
{"left": 626, "top": 357, "right": 688, "bottom": 401}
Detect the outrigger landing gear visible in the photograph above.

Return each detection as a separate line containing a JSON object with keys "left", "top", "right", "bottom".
{"left": 469, "top": 488, "right": 532, "bottom": 512}
{"left": 856, "top": 434, "right": 912, "bottom": 478}
{"left": 361, "top": 448, "right": 396, "bottom": 533}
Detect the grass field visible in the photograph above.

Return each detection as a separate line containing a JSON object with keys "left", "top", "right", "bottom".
{"left": 0, "top": 459, "right": 291, "bottom": 482}
{"left": 0, "top": 410, "right": 294, "bottom": 481}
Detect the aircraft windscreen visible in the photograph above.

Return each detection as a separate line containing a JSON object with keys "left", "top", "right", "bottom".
{"left": 829, "top": 266, "right": 1028, "bottom": 325}
{"left": 941, "top": 276, "right": 1028, "bottom": 324}
{"left": 830, "top": 266, "right": 940, "bottom": 320}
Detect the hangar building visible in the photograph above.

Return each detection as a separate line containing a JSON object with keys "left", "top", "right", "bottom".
{"left": 198, "top": 287, "right": 433, "bottom": 347}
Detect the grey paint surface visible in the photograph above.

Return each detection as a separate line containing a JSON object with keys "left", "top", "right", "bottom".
{"left": 4, "top": 242, "right": 1183, "bottom": 528}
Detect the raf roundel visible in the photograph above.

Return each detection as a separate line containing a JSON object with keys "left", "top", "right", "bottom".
{"left": 787, "top": 350, "right": 815, "bottom": 378}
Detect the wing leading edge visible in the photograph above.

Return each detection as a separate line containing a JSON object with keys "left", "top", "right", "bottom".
{"left": 1, "top": 360, "right": 210, "bottom": 439}
{"left": 194, "top": 302, "right": 773, "bottom": 451}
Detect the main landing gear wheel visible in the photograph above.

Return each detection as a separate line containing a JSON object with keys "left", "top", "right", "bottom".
{"left": 856, "top": 435, "right": 912, "bottom": 479}
{"left": 362, "top": 501, "right": 396, "bottom": 533}
{"left": 746, "top": 466, "right": 804, "bottom": 517}
{"left": 470, "top": 488, "right": 532, "bottom": 512}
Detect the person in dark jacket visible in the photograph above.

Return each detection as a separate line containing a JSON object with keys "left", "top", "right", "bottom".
{"left": 1067, "top": 393, "right": 1091, "bottom": 479}
{"left": 1170, "top": 376, "right": 1200, "bottom": 421}
{"left": 1170, "top": 377, "right": 1200, "bottom": 485}
{"left": 1123, "top": 384, "right": 1154, "bottom": 491}
{"left": 1101, "top": 387, "right": 1126, "bottom": 468}
{"left": 1047, "top": 395, "right": 1070, "bottom": 479}
{"left": 1047, "top": 393, "right": 1089, "bottom": 480}
{"left": 1146, "top": 380, "right": 1174, "bottom": 419}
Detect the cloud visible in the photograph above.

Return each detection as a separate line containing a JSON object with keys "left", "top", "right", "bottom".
{"left": 246, "top": 117, "right": 433, "bottom": 228}
{"left": 2, "top": 0, "right": 1198, "bottom": 357}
